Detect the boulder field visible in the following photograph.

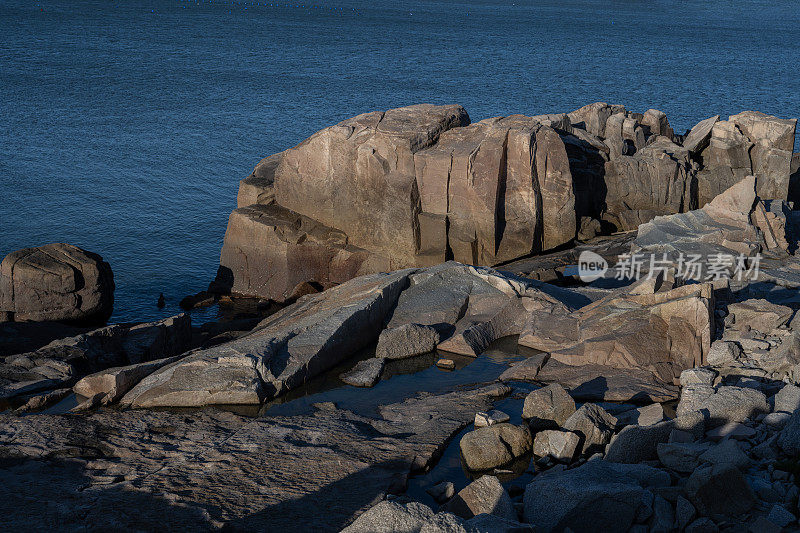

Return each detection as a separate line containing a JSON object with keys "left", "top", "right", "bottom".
{"left": 214, "top": 102, "right": 797, "bottom": 302}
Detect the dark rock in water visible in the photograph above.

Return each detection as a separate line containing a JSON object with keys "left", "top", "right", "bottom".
{"left": 157, "top": 293, "right": 165, "bottom": 309}
{"left": 0, "top": 320, "right": 90, "bottom": 357}
{"left": 339, "top": 358, "right": 384, "bottom": 388}
{"left": 0, "top": 243, "right": 114, "bottom": 325}
{"left": 441, "top": 475, "right": 516, "bottom": 521}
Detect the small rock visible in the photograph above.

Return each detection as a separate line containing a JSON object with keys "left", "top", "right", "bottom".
{"left": 533, "top": 430, "right": 580, "bottom": 463}
{"left": 656, "top": 442, "right": 710, "bottom": 473}
{"left": 615, "top": 403, "right": 665, "bottom": 427}
{"left": 763, "top": 412, "right": 791, "bottom": 427}
{"left": 675, "top": 496, "right": 696, "bottom": 531}
{"left": 707, "top": 340, "right": 743, "bottom": 366}
{"left": 459, "top": 423, "right": 531, "bottom": 471}
{"left": 522, "top": 383, "right": 576, "bottom": 430}
{"left": 436, "top": 358, "right": 455, "bottom": 370}
{"left": 375, "top": 323, "right": 440, "bottom": 360}
{"left": 442, "top": 475, "right": 516, "bottom": 521}
{"left": 474, "top": 410, "right": 510, "bottom": 428}
{"left": 685, "top": 517, "right": 719, "bottom": 533}
{"left": 680, "top": 368, "right": 718, "bottom": 387}
{"left": 562, "top": 403, "right": 618, "bottom": 455}
{"left": 605, "top": 420, "right": 673, "bottom": 463}
{"left": 339, "top": 358, "right": 384, "bottom": 387}
{"left": 426, "top": 481, "right": 455, "bottom": 504}
{"left": 686, "top": 463, "right": 755, "bottom": 517}
{"left": 705, "top": 421, "right": 756, "bottom": 441}
{"left": 650, "top": 495, "right": 674, "bottom": 533}
{"left": 698, "top": 439, "right": 750, "bottom": 471}
{"left": 773, "top": 383, "right": 800, "bottom": 413}
{"left": 777, "top": 409, "right": 800, "bottom": 455}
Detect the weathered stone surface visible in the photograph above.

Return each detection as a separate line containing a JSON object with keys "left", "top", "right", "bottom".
{"left": 375, "top": 323, "right": 440, "bottom": 360}
{"left": 215, "top": 204, "right": 392, "bottom": 300}
{"left": 73, "top": 355, "right": 182, "bottom": 404}
{"left": 0, "top": 384, "right": 504, "bottom": 531}
{"left": 680, "top": 367, "right": 717, "bottom": 387}
{"left": 459, "top": 423, "right": 531, "bottom": 471}
{"left": 605, "top": 421, "right": 673, "bottom": 463}
{"left": 698, "top": 439, "right": 750, "bottom": 470}
{"left": 0, "top": 243, "right": 114, "bottom": 325}
{"left": 774, "top": 383, "right": 800, "bottom": 413}
{"left": 683, "top": 115, "right": 720, "bottom": 154}
{"left": 474, "top": 410, "right": 510, "bottom": 428}
{"left": 523, "top": 460, "right": 668, "bottom": 532}
{"left": 778, "top": 409, "right": 800, "bottom": 455}
{"left": 685, "top": 463, "right": 755, "bottom": 517}
{"left": 442, "top": 475, "right": 516, "bottom": 521}
{"left": 122, "top": 271, "right": 411, "bottom": 407}
{"left": 339, "top": 358, "right": 384, "bottom": 387}
{"left": 603, "top": 137, "right": 696, "bottom": 230}
{"left": 498, "top": 352, "right": 549, "bottom": 382}
{"left": 236, "top": 151, "right": 283, "bottom": 208}
{"left": 533, "top": 429, "right": 580, "bottom": 462}
{"left": 677, "top": 385, "right": 768, "bottom": 428}
{"left": 615, "top": 403, "right": 665, "bottom": 427}
{"left": 520, "top": 279, "right": 714, "bottom": 386}
{"left": 657, "top": 442, "right": 712, "bottom": 473}
{"left": 562, "top": 403, "right": 617, "bottom": 454}
{"left": 707, "top": 340, "right": 743, "bottom": 366}
{"left": 728, "top": 298, "right": 792, "bottom": 333}
{"left": 534, "top": 360, "right": 679, "bottom": 403}
{"left": 522, "top": 383, "right": 576, "bottom": 429}
{"left": 0, "top": 313, "right": 192, "bottom": 402}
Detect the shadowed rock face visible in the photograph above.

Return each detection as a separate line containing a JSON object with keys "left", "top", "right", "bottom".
{"left": 0, "top": 243, "right": 114, "bottom": 325}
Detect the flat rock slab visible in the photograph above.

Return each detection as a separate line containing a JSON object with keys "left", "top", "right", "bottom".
{"left": 535, "top": 360, "right": 679, "bottom": 403}
{"left": 0, "top": 384, "right": 505, "bottom": 530}
{"left": 339, "top": 358, "right": 384, "bottom": 387}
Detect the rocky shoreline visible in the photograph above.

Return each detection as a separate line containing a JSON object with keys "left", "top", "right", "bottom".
{"left": 2, "top": 103, "right": 800, "bottom": 532}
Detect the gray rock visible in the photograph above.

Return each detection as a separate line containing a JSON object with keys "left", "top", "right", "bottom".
{"left": 522, "top": 383, "right": 576, "bottom": 429}
{"left": 698, "top": 439, "right": 750, "bottom": 471}
{"left": 375, "top": 323, "right": 440, "bottom": 360}
{"left": 523, "top": 460, "right": 668, "bottom": 532}
{"left": 675, "top": 496, "right": 696, "bottom": 531}
{"left": 615, "top": 403, "right": 665, "bottom": 427}
{"left": 677, "top": 385, "right": 769, "bottom": 428}
{"left": 459, "top": 423, "right": 531, "bottom": 471}
{"left": 339, "top": 358, "right": 384, "bottom": 387}
{"left": 764, "top": 411, "right": 791, "bottom": 427}
{"left": 767, "top": 503, "right": 796, "bottom": 528}
{"left": 705, "top": 421, "right": 755, "bottom": 441}
{"left": 341, "top": 501, "right": 466, "bottom": 533}
{"left": 498, "top": 352, "right": 550, "bottom": 382}
{"left": 706, "top": 340, "right": 743, "bottom": 366}
{"left": 682, "top": 115, "right": 720, "bottom": 154}
{"left": 650, "top": 495, "right": 674, "bottom": 533}
{"left": 533, "top": 430, "right": 580, "bottom": 462}
{"left": 73, "top": 355, "right": 183, "bottom": 404}
{"left": 685, "top": 463, "right": 755, "bottom": 517}
{"left": 121, "top": 271, "right": 411, "bottom": 407}
{"left": 442, "top": 475, "right": 516, "bottom": 521}
{"left": 778, "top": 409, "right": 800, "bottom": 455}
{"left": 474, "top": 410, "right": 510, "bottom": 428}
{"left": 562, "top": 403, "right": 618, "bottom": 454}
{"left": 426, "top": 481, "right": 455, "bottom": 504}
{"left": 0, "top": 243, "right": 114, "bottom": 325}
{"left": 680, "top": 367, "right": 717, "bottom": 387}
{"left": 773, "top": 383, "right": 800, "bottom": 413}
{"left": 685, "top": 517, "right": 719, "bottom": 533}
{"left": 463, "top": 514, "right": 536, "bottom": 532}
{"left": 656, "top": 442, "right": 710, "bottom": 473}
{"left": 605, "top": 420, "right": 673, "bottom": 463}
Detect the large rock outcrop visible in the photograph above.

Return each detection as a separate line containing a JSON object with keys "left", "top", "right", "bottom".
{"left": 0, "top": 243, "right": 114, "bottom": 324}
{"left": 217, "top": 103, "right": 796, "bottom": 300}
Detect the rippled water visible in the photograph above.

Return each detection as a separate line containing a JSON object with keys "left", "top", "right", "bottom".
{"left": 2, "top": 0, "right": 799, "bottom": 322}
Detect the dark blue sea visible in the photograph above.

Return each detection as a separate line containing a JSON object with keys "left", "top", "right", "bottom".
{"left": 2, "top": 0, "right": 799, "bottom": 323}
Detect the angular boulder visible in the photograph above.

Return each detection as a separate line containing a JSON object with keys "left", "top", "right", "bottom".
{"left": 0, "top": 243, "right": 114, "bottom": 325}
{"left": 459, "top": 423, "right": 531, "bottom": 471}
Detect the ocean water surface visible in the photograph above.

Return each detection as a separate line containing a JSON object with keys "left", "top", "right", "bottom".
{"left": 2, "top": 0, "right": 799, "bottom": 322}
